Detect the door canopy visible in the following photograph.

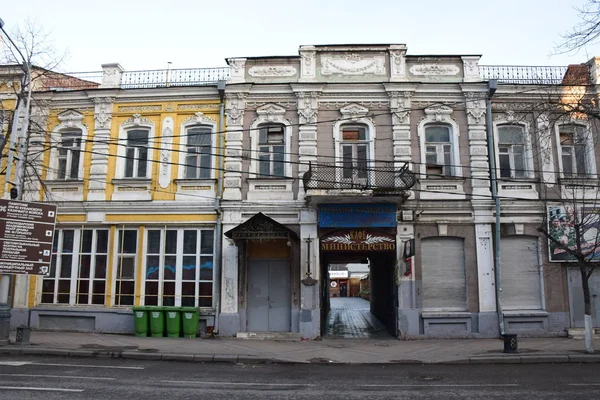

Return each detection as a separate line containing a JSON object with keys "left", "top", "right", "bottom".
{"left": 225, "top": 212, "right": 299, "bottom": 242}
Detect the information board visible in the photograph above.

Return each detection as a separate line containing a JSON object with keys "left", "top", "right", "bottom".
{"left": 0, "top": 199, "right": 57, "bottom": 275}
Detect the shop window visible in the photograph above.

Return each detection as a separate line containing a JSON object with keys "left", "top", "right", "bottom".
{"left": 144, "top": 228, "right": 214, "bottom": 307}
{"left": 41, "top": 228, "right": 109, "bottom": 305}
{"left": 115, "top": 229, "right": 137, "bottom": 306}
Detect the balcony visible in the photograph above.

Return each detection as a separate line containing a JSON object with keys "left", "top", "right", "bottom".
{"left": 302, "top": 161, "right": 416, "bottom": 204}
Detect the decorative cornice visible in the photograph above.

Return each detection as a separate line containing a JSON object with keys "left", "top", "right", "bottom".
{"left": 410, "top": 64, "right": 460, "bottom": 76}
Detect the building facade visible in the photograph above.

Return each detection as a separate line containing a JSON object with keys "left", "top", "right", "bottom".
{"left": 2, "top": 45, "right": 599, "bottom": 339}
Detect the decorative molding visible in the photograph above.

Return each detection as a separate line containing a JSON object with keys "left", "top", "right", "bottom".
{"left": 410, "top": 64, "right": 460, "bottom": 76}
{"left": 182, "top": 111, "right": 216, "bottom": 125}
{"left": 466, "top": 100, "right": 486, "bottom": 125}
{"left": 93, "top": 97, "right": 114, "bottom": 130}
{"left": 118, "top": 105, "right": 162, "bottom": 113}
{"left": 122, "top": 113, "right": 153, "bottom": 127}
{"left": 227, "top": 58, "right": 247, "bottom": 83}
{"left": 296, "top": 92, "right": 318, "bottom": 124}
{"left": 178, "top": 103, "right": 220, "bottom": 111}
{"left": 321, "top": 54, "right": 386, "bottom": 76}
{"left": 340, "top": 103, "right": 369, "bottom": 121}
{"left": 299, "top": 46, "right": 317, "bottom": 81}
{"left": 248, "top": 66, "right": 297, "bottom": 77}
{"left": 57, "top": 109, "right": 84, "bottom": 128}
{"left": 321, "top": 101, "right": 389, "bottom": 109}
{"left": 423, "top": 105, "right": 454, "bottom": 122}
{"left": 256, "top": 103, "right": 287, "bottom": 120}
{"left": 225, "top": 93, "right": 246, "bottom": 125}
{"left": 159, "top": 117, "right": 173, "bottom": 189}
{"left": 389, "top": 91, "right": 411, "bottom": 125}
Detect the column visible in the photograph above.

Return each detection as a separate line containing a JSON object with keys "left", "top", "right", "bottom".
{"left": 299, "top": 208, "right": 319, "bottom": 339}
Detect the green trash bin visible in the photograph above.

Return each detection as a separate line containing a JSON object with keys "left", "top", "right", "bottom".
{"left": 132, "top": 306, "right": 149, "bottom": 337}
{"left": 181, "top": 307, "right": 199, "bottom": 338}
{"left": 164, "top": 307, "right": 182, "bottom": 338}
{"left": 148, "top": 307, "right": 165, "bottom": 337}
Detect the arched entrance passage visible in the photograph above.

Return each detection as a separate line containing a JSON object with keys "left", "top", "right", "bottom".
{"left": 319, "top": 229, "right": 398, "bottom": 338}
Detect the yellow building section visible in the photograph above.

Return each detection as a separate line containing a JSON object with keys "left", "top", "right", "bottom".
{"left": 57, "top": 214, "right": 87, "bottom": 223}
{"left": 0, "top": 99, "right": 17, "bottom": 198}
{"left": 105, "top": 214, "right": 217, "bottom": 223}
{"left": 105, "top": 100, "right": 223, "bottom": 202}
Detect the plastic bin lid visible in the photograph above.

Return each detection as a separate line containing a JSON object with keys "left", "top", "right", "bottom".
{"left": 180, "top": 307, "right": 199, "bottom": 313}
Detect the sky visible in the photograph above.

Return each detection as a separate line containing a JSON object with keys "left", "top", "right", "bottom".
{"left": 1, "top": 0, "right": 599, "bottom": 73}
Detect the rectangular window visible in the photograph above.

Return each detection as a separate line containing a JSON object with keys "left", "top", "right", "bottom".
{"left": 185, "top": 127, "right": 212, "bottom": 179}
{"left": 144, "top": 228, "right": 214, "bottom": 307}
{"left": 498, "top": 125, "right": 526, "bottom": 178}
{"left": 57, "top": 131, "right": 82, "bottom": 180}
{"left": 340, "top": 126, "right": 370, "bottom": 184}
{"left": 560, "top": 124, "right": 589, "bottom": 178}
{"left": 124, "top": 129, "right": 149, "bottom": 178}
{"left": 115, "top": 229, "right": 137, "bottom": 306}
{"left": 425, "top": 126, "right": 452, "bottom": 176}
{"left": 41, "top": 228, "right": 109, "bottom": 306}
{"left": 258, "top": 125, "right": 285, "bottom": 177}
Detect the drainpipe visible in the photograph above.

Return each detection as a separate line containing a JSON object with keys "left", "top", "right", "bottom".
{"left": 486, "top": 79, "right": 504, "bottom": 337}
{"left": 213, "top": 80, "right": 226, "bottom": 334}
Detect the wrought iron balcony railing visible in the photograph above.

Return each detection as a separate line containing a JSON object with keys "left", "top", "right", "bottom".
{"left": 479, "top": 65, "right": 569, "bottom": 85}
{"left": 303, "top": 161, "right": 416, "bottom": 192}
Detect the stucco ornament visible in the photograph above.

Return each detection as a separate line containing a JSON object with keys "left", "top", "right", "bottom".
{"left": 321, "top": 54, "right": 385, "bottom": 76}
{"left": 410, "top": 64, "right": 460, "bottom": 76}
{"left": 57, "top": 110, "right": 84, "bottom": 128}
{"left": 248, "top": 66, "right": 297, "bottom": 77}
{"left": 340, "top": 103, "right": 369, "bottom": 122}
{"left": 93, "top": 97, "right": 113, "bottom": 130}
{"left": 183, "top": 112, "right": 216, "bottom": 125}
{"left": 466, "top": 101, "right": 486, "bottom": 124}
{"left": 159, "top": 117, "right": 173, "bottom": 189}
{"left": 123, "top": 113, "right": 153, "bottom": 127}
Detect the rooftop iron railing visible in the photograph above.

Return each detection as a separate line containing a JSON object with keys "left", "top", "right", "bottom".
{"left": 479, "top": 65, "right": 569, "bottom": 85}
{"left": 120, "top": 67, "right": 230, "bottom": 88}
{"left": 303, "top": 161, "right": 417, "bottom": 192}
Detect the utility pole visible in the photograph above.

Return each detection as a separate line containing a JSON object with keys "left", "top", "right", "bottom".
{"left": 0, "top": 17, "right": 33, "bottom": 345}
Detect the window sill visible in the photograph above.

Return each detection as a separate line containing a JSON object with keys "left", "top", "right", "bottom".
{"left": 44, "top": 180, "right": 84, "bottom": 201}
{"left": 174, "top": 179, "right": 217, "bottom": 201}
{"left": 419, "top": 177, "right": 466, "bottom": 200}
{"left": 111, "top": 178, "right": 152, "bottom": 201}
{"left": 247, "top": 178, "right": 294, "bottom": 201}
{"left": 111, "top": 178, "right": 152, "bottom": 185}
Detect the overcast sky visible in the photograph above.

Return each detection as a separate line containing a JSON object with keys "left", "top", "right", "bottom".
{"left": 2, "top": 0, "right": 598, "bottom": 72}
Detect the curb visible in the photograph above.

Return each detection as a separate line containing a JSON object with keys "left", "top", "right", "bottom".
{"left": 2, "top": 347, "right": 600, "bottom": 364}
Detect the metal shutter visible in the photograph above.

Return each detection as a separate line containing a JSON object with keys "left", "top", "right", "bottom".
{"left": 421, "top": 237, "right": 467, "bottom": 310}
{"left": 501, "top": 236, "right": 542, "bottom": 310}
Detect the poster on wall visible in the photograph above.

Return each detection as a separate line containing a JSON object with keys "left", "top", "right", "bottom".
{"left": 547, "top": 205, "right": 600, "bottom": 262}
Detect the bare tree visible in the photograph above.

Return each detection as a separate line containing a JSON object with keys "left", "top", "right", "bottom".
{"left": 0, "top": 19, "right": 67, "bottom": 191}
{"left": 556, "top": 0, "right": 600, "bottom": 54}
{"left": 494, "top": 69, "right": 600, "bottom": 352}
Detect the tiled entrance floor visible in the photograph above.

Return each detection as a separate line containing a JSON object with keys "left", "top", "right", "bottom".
{"left": 325, "top": 297, "right": 392, "bottom": 339}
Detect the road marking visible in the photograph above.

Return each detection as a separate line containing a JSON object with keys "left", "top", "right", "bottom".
{"left": 161, "top": 380, "right": 315, "bottom": 387}
{"left": 0, "top": 373, "right": 116, "bottom": 381}
{"left": 0, "top": 360, "right": 143, "bottom": 370}
{"left": 31, "top": 362, "right": 144, "bottom": 370}
{"left": 0, "top": 361, "right": 31, "bottom": 366}
{"left": 569, "top": 383, "right": 600, "bottom": 386}
{"left": 359, "top": 384, "right": 520, "bottom": 388}
{"left": 0, "top": 386, "right": 84, "bottom": 392}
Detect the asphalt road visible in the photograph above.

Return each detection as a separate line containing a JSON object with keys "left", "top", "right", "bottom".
{"left": 0, "top": 356, "right": 599, "bottom": 399}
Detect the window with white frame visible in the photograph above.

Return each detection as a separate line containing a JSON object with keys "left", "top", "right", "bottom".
{"left": 340, "top": 125, "right": 369, "bottom": 183}
{"left": 115, "top": 229, "right": 137, "bottom": 306}
{"left": 498, "top": 125, "right": 527, "bottom": 179}
{"left": 41, "top": 228, "right": 109, "bottom": 305}
{"left": 425, "top": 125, "right": 452, "bottom": 176}
{"left": 560, "top": 124, "right": 591, "bottom": 178}
{"left": 144, "top": 228, "right": 214, "bottom": 307}
{"left": 258, "top": 124, "right": 285, "bottom": 178}
{"left": 185, "top": 126, "right": 212, "bottom": 179}
{"left": 124, "top": 129, "right": 149, "bottom": 178}
{"left": 56, "top": 130, "right": 83, "bottom": 180}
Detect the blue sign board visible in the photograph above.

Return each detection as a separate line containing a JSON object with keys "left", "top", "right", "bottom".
{"left": 318, "top": 204, "right": 397, "bottom": 228}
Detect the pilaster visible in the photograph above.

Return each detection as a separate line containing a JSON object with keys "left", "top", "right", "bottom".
{"left": 463, "top": 90, "right": 491, "bottom": 200}
{"left": 223, "top": 92, "right": 247, "bottom": 200}
{"left": 89, "top": 97, "right": 113, "bottom": 201}
{"left": 294, "top": 89, "right": 320, "bottom": 200}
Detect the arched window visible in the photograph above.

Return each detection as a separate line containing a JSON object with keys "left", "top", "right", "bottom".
{"left": 124, "top": 129, "right": 150, "bottom": 178}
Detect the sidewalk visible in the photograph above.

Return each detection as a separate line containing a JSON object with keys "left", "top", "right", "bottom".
{"left": 2, "top": 330, "right": 600, "bottom": 364}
